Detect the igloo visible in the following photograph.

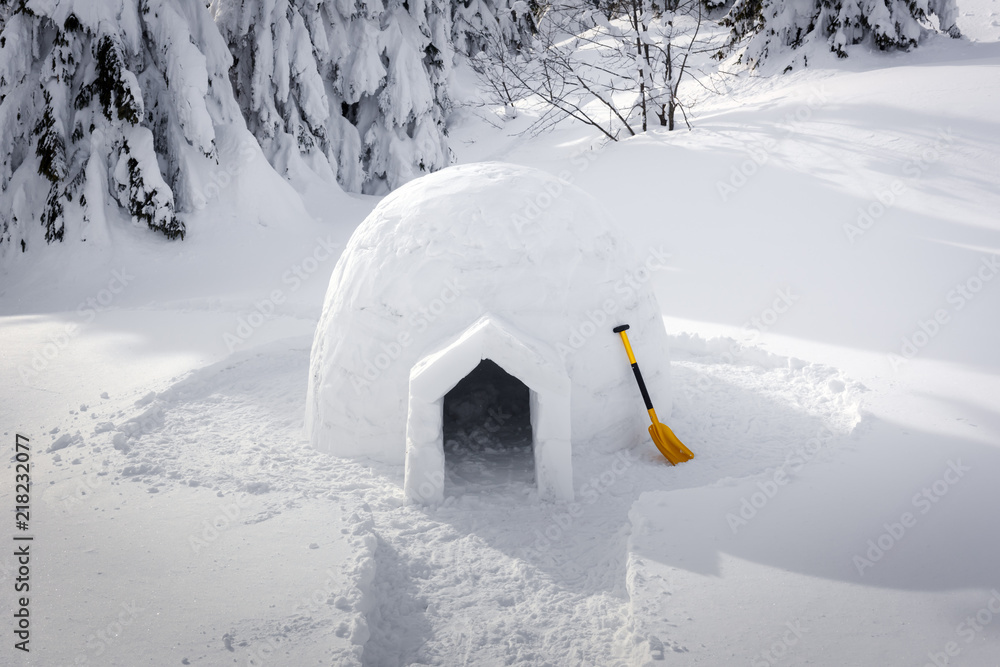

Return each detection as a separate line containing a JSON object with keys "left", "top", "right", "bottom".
{"left": 305, "top": 162, "right": 673, "bottom": 503}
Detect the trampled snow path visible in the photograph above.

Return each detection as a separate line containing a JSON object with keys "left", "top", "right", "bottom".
{"left": 58, "top": 333, "right": 864, "bottom": 665}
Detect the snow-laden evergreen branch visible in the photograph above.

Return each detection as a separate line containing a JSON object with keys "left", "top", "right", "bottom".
{"left": 720, "top": 0, "right": 961, "bottom": 65}
{"left": 0, "top": 0, "right": 240, "bottom": 253}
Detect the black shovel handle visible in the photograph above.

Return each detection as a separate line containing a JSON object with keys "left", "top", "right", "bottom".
{"left": 613, "top": 324, "right": 654, "bottom": 411}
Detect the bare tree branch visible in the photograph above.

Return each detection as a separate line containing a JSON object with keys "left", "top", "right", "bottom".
{"left": 471, "top": 0, "right": 720, "bottom": 139}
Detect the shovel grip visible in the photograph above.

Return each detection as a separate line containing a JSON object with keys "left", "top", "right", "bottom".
{"left": 630, "top": 363, "right": 654, "bottom": 411}
{"left": 614, "top": 324, "right": 654, "bottom": 411}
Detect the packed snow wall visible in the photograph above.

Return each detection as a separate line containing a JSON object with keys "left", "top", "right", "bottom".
{"left": 305, "top": 162, "right": 673, "bottom": 473}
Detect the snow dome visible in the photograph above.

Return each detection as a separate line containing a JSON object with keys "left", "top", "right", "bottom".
{"left": 305, "top": 162, "right": 673, "bottom": 503}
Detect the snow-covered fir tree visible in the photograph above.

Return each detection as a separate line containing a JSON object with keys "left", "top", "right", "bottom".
{"left": 0, "top": 0, "right": 241, "bottom": 253}
{"left": 451, "top": 0, "right": 537, "bottom": 56}
{"left": 722, "top": 0, "right": 961, "bottom": 65}
{"left": 213, "top": 0, "right": 455, "bottom": 194}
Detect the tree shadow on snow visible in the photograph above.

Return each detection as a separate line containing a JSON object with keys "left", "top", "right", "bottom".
{"left": 427, "top": 344, "right": 866, "bottom": 594}
{"left": 113, "top": 336, "right": 1000, "bottom": 609}
{"left": 571, "top": 96, "right": 1000, "bottom": 375}
{"left": 430, "top": 340, "right": 1000, "bottom": 598}
{"left": 628, "top": 409, "right": 1000, "bottom": 592}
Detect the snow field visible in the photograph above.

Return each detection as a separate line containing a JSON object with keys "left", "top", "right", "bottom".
{"left": 625, "top": 415, "right": 1000, "bottom": 666}
{"left": 3, "top": 317, "right": 865, "bottom": 664}
{"left": 1, "top": 266, "right": 867, "bottom": 663}
{"left": 1, "top": 3, "right": 999, "bottom": 663}
{"left": 33, "top": 481, "right": 366, "bottom": 666}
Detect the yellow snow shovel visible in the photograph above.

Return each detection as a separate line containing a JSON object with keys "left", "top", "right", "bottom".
{"left": 613, "top": 324, "right": 694, "bottom": 465}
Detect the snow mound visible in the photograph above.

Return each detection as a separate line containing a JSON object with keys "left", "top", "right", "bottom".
{"left": 306, "top": 162, "right": 672, "bottom": 496}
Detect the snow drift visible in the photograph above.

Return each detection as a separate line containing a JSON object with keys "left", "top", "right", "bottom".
{"left": 305, "top": 162, "right": 674, "bottom": 501}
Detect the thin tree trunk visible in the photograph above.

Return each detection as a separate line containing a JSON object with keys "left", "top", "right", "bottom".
{"left": 632, "top": 2, "right": 647, "bottom": 132}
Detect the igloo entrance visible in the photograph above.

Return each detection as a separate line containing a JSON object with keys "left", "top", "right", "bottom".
{"left": 402, "top": 315, "right": 574, "bottom": 504}
{"left": 442, "top": 359, "right": 535, "bottom": 495}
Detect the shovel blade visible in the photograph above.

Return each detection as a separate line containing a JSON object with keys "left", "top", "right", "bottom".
{"left": 649, "top": 422, "right": 694, "bottom": 465}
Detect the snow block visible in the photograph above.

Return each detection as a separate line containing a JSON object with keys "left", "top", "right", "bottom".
{"left": 306, "top": 162, "right": 673, "bottom": 500}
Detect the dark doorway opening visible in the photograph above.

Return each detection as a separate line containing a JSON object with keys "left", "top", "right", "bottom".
{"left": 442, "top": 358, "right": 534, "bottom": 495}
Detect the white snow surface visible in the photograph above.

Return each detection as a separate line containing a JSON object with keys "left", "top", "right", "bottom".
{"left": 306, "top": 162, "right": 672, "bottom": 469}
{"left": 2, "top": 6, "right": 1000, "bottom": 666}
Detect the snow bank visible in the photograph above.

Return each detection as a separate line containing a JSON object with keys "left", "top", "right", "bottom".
{"left": 306, "top": 162, "right": 673, "bottom": 494}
